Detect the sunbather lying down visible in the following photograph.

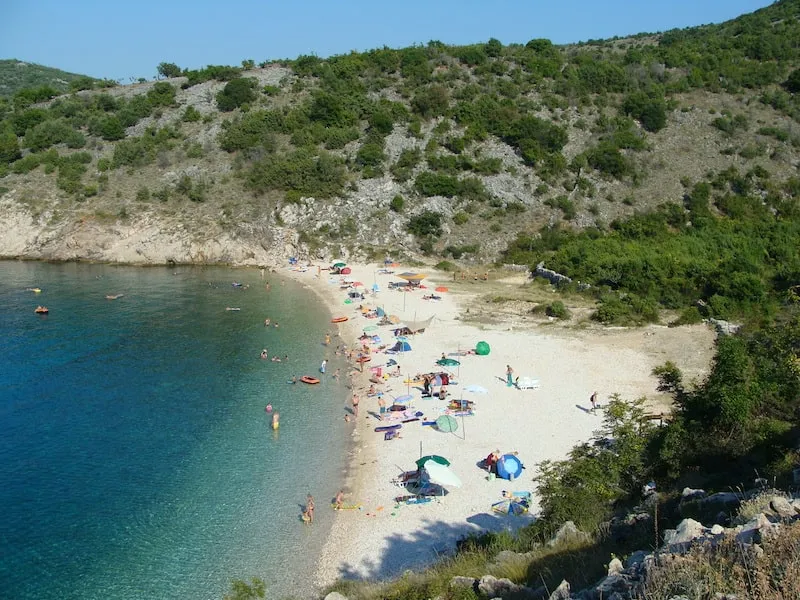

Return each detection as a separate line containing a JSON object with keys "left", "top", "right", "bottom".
{"left": 422, "top": 294, "right": 442, "bottom": 300}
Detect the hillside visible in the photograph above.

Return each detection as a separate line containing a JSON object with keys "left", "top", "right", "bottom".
{"left": 0, "top": 1, "right": 799, "bottom": 273}
{"left": 0, "top": 59, "right": 97, "bottom": 96}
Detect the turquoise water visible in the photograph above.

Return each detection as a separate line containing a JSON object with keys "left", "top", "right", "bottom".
{"left": 0, "top": 261, "right": 350, "bottom": 600}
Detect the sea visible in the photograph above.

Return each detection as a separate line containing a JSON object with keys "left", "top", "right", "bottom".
{"left": 0, "top": 260, "right": 351, "bottom": 600}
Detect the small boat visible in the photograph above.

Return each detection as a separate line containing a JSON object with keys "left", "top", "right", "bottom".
{"left": 300, "top": 376, "right": 321, "bottom": 385}
{"left": 232, "top": 282, "right": 243, "bottom": 288}
{"left": 105, "top": 294, "right": 124, "bottom": 300}
{"left": 27, "top": 288, "right": 42, "bottom": 293}
{"left": 331, "top": 316, "right": 349, "bottom": 323}
{"left": 34, "top": 306, "right": 49, "bottom": 314}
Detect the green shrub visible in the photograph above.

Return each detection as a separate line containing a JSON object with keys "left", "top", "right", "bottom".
{"left": 136, "top": 186, "right": 150, "bottom": 202}
{"left": 146, "top": 82, "right": 177, "bottom": 107}
{"left": 407, "top": 210, "right": 443, "bottom": 237}
{"left": 246, "top": 149, "right": 346, "bottom": 198}
{"left": 389, "top": 195, "right": 405, "bottom": 213}
{"left": 217, "top": 77, "right": 258, "bottom": 112}
{"left": 435, "top": 260, "right": 457, "bottom": 271}
{"left": 453, "top": 211, "right": 469, "bottom": 225}
{"left": 182, "top": 106, "right": 202, "bottom": 122}
{"left": 0, "top": 129, "right": 22, "bottom": 163}
{"left": 545, "top": 300, "right": 571, "bottom": 319}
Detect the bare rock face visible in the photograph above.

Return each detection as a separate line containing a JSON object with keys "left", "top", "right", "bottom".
{"left": 548, "top": 521, "right": 590, "bottom": 547}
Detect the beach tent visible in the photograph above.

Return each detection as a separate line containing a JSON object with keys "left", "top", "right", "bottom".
{"left": 340, "top": 267, "right": 352, "bottom": 275}
{"left": 389, "top": 340, "right": 412, "bottom": 353}
{"left": 496, "top": 454, "right": 523, "bottom": 481}
{"left": 475, "top": 341, "right": 491, "bottom": 356}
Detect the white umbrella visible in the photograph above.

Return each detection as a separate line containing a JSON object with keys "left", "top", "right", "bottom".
{"left": 424, "top": 461, "right": 462, "bottom": 488}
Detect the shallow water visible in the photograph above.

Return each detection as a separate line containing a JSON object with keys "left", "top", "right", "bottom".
{"left": 0, "top": 261, "right": 350, "bottom": 599}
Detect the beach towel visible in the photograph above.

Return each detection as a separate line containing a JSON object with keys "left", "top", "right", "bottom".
{"left": 516, "top": 377, "right": 540, "bottom": 390}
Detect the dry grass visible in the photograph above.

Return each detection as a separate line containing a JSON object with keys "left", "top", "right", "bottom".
{"left": 639, "top": 521, "right": 800, "bottom": 600}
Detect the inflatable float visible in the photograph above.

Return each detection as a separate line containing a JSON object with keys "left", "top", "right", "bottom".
{"left": 331, "top": 316, "right": 349, "bottom": 323}
{"left": 300, "top": 376, "right": 321, "bottom": 384}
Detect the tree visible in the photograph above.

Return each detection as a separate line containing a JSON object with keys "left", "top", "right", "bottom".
{"left": 216, "top": 77, "right": 258, "bottom": 112}
{"left": 157, "top": 62, "right": 182, "bottom": 79}
{"left": 0, "top": 129, "right": 21, "bottom": 164}
{"left": 784, "top": 68, "right": 800, "bottom": 93}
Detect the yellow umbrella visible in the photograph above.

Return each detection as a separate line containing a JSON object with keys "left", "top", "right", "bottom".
{"left": 397, "top": 272, "right": 427, "bottom": 282}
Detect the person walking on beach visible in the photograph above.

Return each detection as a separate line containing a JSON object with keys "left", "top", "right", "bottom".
{"left": 324, "top": 332, "right": 331, "bottom": 346}
{"left": 506, "top": 365, "right": 514, "bottom": 387}
{"left": 334, "top": 490, "right": 344, "bottom": 510}
{"left": 590, "top": 391, "right": 598, "bottom": 412}
{"left": 351, "top": 393, "right": 360, "bottom": 417}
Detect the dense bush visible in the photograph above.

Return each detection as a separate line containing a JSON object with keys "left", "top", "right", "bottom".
{"left": 621, "top": 90, "right": 667, "bottom": 132}
{"left": 406, "top": 210, "right": 443, "bottom": 238}
{"left": 217, "top": 78, "right": 258, "bottom": 112}
{"left": 245, "top": 149, "right": 346, "bottom": 198}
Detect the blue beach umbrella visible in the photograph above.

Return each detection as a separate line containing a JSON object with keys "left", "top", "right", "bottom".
{"left": 496, "top": 454, "right": 523, "bottom": 480}
{"left": 491, "top": 498, "right": 528, "bottom": 516}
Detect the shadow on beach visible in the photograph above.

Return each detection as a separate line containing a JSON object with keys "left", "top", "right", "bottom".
{"left": 333, "top": 510, "right": 534, "bottom": 582}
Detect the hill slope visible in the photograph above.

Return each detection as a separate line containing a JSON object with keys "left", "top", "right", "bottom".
{"left": 0, "top": 0, "right": 799, "bottom": 269}
{"left": 0, "top": 59, "right": 96, "bottom": 96}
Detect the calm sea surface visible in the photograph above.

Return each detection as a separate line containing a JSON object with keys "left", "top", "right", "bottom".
{"left": 0, "top": 261, "right": 350, "bottom": 600}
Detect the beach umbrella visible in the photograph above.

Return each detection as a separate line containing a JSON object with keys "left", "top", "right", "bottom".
{"left": 394, "top": 394, "right": 414, "bottom": 405}
{"left": 415, "top": 455, "right": 450, "bottom": 468}
{"left": 435, "top": 286, "right": 449, "bottom": 293}
{"left": 496, "top": 454, "right": 524, "bottom": 481}
{"left": 388, "top": 315, "right": 401, "bottom": 324}
{"left": 333, "top": 262, "right": 347, "bottom": 268}
{"left": 372, "top": 283, "right": 380, "bottom": 292}
{"left": 435, "top": 415, "right": 459, "bottom": 433}
{"left": 424, "top": 461, "right": 462, "bottom": 488}
{"left": 398, "top": 272, "right": 427, "bottom": 282}
{"left": 464, "top": 384, "right": 488, "bottom": 394}
{"left": 475, "top": 341, "right": 491, "bottom": 356}
{"left": 491, "top": 498, "right": 528, "bottom": 516}
{"left": 436, "top": 358, "right": 461, "bottom": 367}
{"left": 351, "top": 281, "right": 364, "bottom": 288}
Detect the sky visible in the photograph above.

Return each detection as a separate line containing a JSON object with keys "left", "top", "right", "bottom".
{"left": 1, "top": 0, "right": 775, "bottom": 82}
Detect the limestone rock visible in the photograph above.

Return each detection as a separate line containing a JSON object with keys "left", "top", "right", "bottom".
{"left": 449, "top": 576, "right": 477, "bottom": 591}
{"left": 548, "top": 521, "right": 590, "bottom": 547}
{"left": 548, "top": 580, "right": 570, "bottom": 600}
{"left": 736, "top": 513, "right": 778, "bottom": 544}
{"left": 476, "top": 575, "right": 542, "bottom": 599}
{"left": 680, "top": 487, "right": 706, "bottom": 501}
{"left": 769, "top": 496, "right": 796, "bottom": 518}
{"left": 323, "top": 592, "right": 349, "bottom": 600}
{"left": 663, "top": 518, "right": 707, "bottom": 551}
{"left": 624, "top": 550, "right": 649, "bottom": 569}
{"left": 607, "top": 557, "right": 624, "bottom": 576}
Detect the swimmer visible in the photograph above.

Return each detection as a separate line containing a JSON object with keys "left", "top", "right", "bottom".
{"left": 273, "top": 322, "right": 279, "bottom": 328}
{"left": 265, "top": 404, "right": 273, "bottom": 413}
{"left": 290, "top": 376, "right": 297, "bottom": 384}
{"left": 260, "top": 349, "right": 268, "bottom": 359}
{"left": 324, "top": 333, "right": 331, "bottom": 346}
{"left": 264, "top": 318, "right": 271, "bottom": 326}
{"left": 332, "top": 369, "right": 340, "bottom": 381}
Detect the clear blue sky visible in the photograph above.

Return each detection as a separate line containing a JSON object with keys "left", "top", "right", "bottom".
{"left": 1, "top": 0, "right": 774, "bottom": 82}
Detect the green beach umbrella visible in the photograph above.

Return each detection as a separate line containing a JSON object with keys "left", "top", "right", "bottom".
{"left": 416, "top": 455, "right": 450, "bottom": 468}
{"left": 435, "top": 415, "right": 458, "bottom": 433}
{"left": 333, "top": 262, "right": 347, "bottom": 268}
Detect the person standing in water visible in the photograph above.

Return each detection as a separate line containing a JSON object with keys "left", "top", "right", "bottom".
{"left": 320, "top": 359, "right": 327, "bottom": 374}
{"left": 506, "top": 365, "right": 514, "bottom": 387}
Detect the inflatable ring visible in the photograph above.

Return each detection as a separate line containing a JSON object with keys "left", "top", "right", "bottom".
{"left": 331, "top": 316, "right": 349, "bottom": 323}
{"left": 300, "top": 376, "right": 321, "bottom": 384}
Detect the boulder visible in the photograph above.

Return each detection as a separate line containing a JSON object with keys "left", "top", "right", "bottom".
{"left": 769, "top": 496, "right": 796, "bottom": 519}
{"left": 735, "top": 513, "right": 778, "bottom": 544}
{"left": 450, "top": 576, "right": 477, "bottom": 592}
{"left": 477, "top": 575, "right": 541, "bottom": 599}
{"left": 663, "top": 518, "right": 707, "bottom": 552}
{"left": 324, "top": 593, "right": 349, "bottom": 600}
{"left": 548, "top": 580, "right": 570, "bottom": 600}
{"left": 548, "top": 521, "right": 590, "bottom": 547}
{"left": 681, "top": 487, "right": 707, "bottom": 501}
{"left": 624, "top": 550, "right": 649, "bottom": 569}
{"left": 607, "top": 557, "right": 624, "bottom": 576}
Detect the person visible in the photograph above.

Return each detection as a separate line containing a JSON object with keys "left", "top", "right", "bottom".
{"left": 284, "top": 355, "right": 288, "bottom": 362}
{"left": 271, "top": 411, "right": 280, "bottom": 430}
{"left": 439, "top": 386, "right": 448, "bottom": 402}
{"left": 260, "top": 349, "right": 268, "bottom": 359}
{"left": 290, "top": 376, "right": 297, "bottom": 384}
{"left": 334, "top": 490, "right": 344, "bottom": 510}
{"left": 485, "top": 449, "right": 501, "bottom": 474}
{"left": 367, "top": 384, "right": 376, "bottom": 396}
{"left": 265, "top": 404, "right": 273, "bottom": 413}
{"left": 306, "top": 495, "right": 315, "bottom": 523}
{"left": 590, "top": 391, "right": 598, "bottom": 412}
{"left": 441, "top": 353, "right": 447, "bottom": 361}
{"left": 422, "top": 375, "right": 431, "bottom": 397}
{"left": 506, "top": 365, "right": 514, "bottom": 387}
{"left": 273, "top": 321, "right": 279, "bottom": 328}
{"left": 344, "top": 414, "right": 351, "bottom": 423}
{"left": 352, "top": 393, "right": 360, "bottom": 417}
{"left": 264, "top": 318, "right": 271, "bottom": 326}
{"left": 324, "top": 333, "right": 331, "bottom": 346}
{"left": 378, "top": 396, "right": 386, "bottom": 418}
{"left": 333, "top": 368, "right": 340, "bottom": 381}
{"left": 320, "top": 359, "right": 327, "bottom": 374}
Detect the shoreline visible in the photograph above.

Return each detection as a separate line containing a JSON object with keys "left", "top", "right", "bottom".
{"left": 278, "top": 261, "right": 717, "bottom": 593}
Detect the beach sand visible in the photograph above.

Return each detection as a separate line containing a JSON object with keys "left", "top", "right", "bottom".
{"left": 282, "top": 262, "right": 716, "bottom": 590}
